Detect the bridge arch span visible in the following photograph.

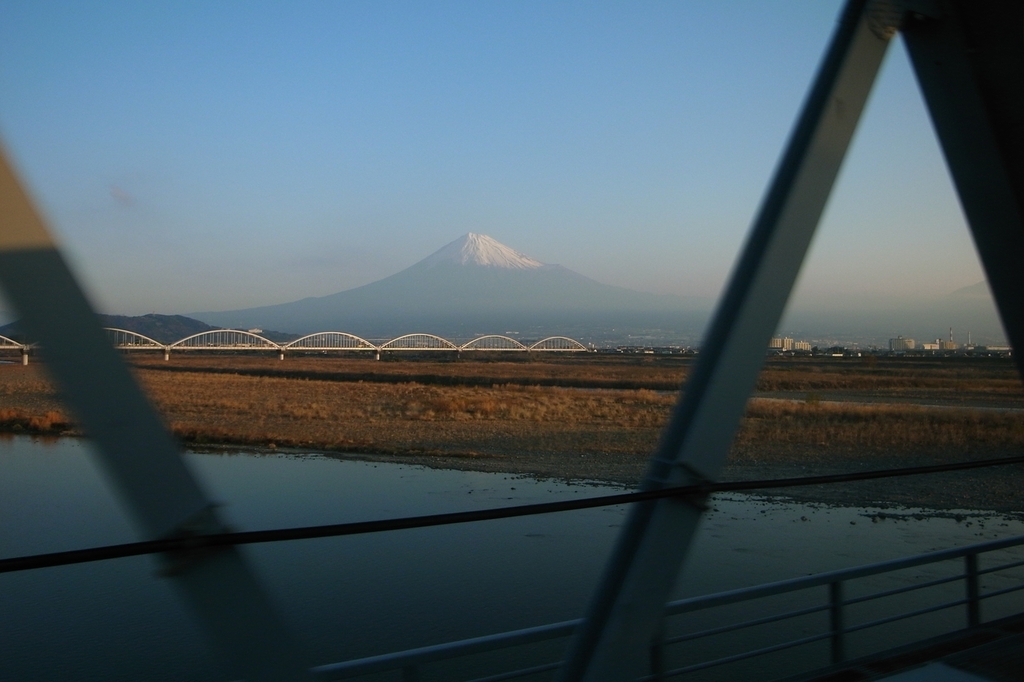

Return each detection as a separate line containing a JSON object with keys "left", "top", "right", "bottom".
{"left": 104, "top": 328, "right": 165, "bottom": 349}
{"left": 284, "top": 332, "right": 377, "bottom": 351}
{"left": 529, "top": 336, "right": 589, "bottom": 352}
{"left": 0, "top": 334, "right": 24, "bottom": 349}
{"left": 170, "top": 329, "right": 281, "bottom": 350}
{"left": 460, "top": 335, "right": 528, "bottom": 351}
{"left": 90, "top": 328, "right": 588, "bottom": 354}
{"left": 380, "top": 333, "right": 458, "bottom": 351}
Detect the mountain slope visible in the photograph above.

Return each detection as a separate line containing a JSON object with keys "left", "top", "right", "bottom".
{"left": 419, "top": 232, "right": 542, "bottom": 269}
{"left": 99, "top": 314, "right": 216, "bottom": 343}
{"left": 193, "top": 234, "right": 710, "bottom": 337}
{"left": 948, "top": 280, "right": 993, "bottom": 299}
{"left": 0, "top": 313, "right": 215, "bottom": 345}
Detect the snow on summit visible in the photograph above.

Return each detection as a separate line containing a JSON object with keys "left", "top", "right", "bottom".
{"left": 420, "top": 233, "right": 544, "bottom": 269}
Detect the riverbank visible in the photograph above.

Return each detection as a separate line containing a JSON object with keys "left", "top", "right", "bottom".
{"left": 256, "top": 443, "right": 1020, "bottom": 515}
{"left": 2, "top": 355, "right": 1022, "bottom": 512}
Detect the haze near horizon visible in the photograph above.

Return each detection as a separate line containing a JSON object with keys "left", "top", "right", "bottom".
{"left": 0, "top": 1, "right": 1005, "bottom": 344}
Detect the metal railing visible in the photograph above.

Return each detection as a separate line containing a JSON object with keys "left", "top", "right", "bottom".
{"left": 311, "top": 533, "right": 1024, "bottom": 681}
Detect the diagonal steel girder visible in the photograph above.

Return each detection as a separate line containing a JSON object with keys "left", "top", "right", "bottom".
{"left": 901, "top": 0, "right": 1024, "bottom": 383}
{"left": 0, "top": 148, "right": 310, "bottom": 680}
{"left": 557, "top": 1, "right": 897, "bottom": 679}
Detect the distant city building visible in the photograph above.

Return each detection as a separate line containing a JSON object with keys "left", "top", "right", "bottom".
{"left": 793, "top": 340, "right": 812, "bottom": 351}
{"left": 940, "top": 328, "right": 958, "bottom": 350}
{"left": 769, "top": 337, "right": 794, "bottom": 351}
{"left": 889, "top": 336, "right": 915, "bottom": 351}
{"left": 921, "top": 342, "right": 940, "bottom": 350}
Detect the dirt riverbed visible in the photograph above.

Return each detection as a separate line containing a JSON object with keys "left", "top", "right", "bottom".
{"left": 3, "top": 354, "right": 1022, "bottom": 513}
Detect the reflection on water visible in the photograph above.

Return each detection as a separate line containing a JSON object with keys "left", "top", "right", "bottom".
{"left": 1, "top": 437, "right": 1022, "bottom": 681}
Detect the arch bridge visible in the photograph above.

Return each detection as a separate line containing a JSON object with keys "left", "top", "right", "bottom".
{"left": 283, "top": 332, "right": 376, "bottom": 352}
{"left": 380, "top": 333, "right": 459, "bottom": 352}
{"left": 170, "top": 329, "right": 280, "bottom": 351}
{"left": 0, "top": 334, "right": 31, "bottom": 365}
{"left": 105, "top": 328, "right": 163, "bottom": 350}
{"left": 98, "top": 328, "right": 591, "bottom": 359}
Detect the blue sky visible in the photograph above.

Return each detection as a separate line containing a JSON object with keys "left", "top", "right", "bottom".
{"left": 0, "top": 1, "right": 989, "bottom": 321}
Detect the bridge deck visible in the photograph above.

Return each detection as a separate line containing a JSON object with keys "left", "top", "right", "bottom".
{"left": 792, "top": 613, "right": 1024, "bottom": 682}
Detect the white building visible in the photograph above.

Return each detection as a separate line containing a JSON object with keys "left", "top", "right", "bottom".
{"left": 889, "top": 336, "right": 915, "bottom": 351}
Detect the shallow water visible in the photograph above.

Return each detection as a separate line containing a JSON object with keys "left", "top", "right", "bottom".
{"left": 1, "top": 437, "right": 1022, "bottom": 681}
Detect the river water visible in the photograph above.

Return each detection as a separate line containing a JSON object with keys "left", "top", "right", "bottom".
{"left": 2, "top": 436, "right": 1023, "bottom": 681}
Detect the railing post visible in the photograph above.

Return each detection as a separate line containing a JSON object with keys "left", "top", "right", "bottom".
{"left": 829, "top": 581, "right": 845, "bottom": 665}
{"left": 648, "top": 619, "right": 666, "bottom": 682}
{"left": 966, "top": 553, "right": 980, "bottom": 627}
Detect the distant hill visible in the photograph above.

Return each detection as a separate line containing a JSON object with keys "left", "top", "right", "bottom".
{"left": 777, "top": 278, "right": 1008, "bottom": 347}
{"left": 192, "top": 233, "right": 712, "bottom": 340}
{"left": 100, "top": 314, "right": 217, "bottom": 344}
{"left": 947, "top": 280, "right": 992, "bottom": 299}
{"left": 0, "top": 313, "right": 299, "bottom": 345}
{"left": 0, "top": 313, "right": 216, "bottom": 345}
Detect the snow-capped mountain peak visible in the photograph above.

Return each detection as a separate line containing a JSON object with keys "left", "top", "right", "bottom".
{"left": 419, "top": 233, "right": 544, "bottom": 269}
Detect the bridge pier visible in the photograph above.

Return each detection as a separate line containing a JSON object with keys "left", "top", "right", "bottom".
{"left": 375, "top": 351, "right": 380, "bottom": 361}
{"left": 279, "top": 351, "right": 285, "bottom": 361}
{"left": 163, "top": 348, "right": 170, "bottom": 361}
{"left": 21, "top": 348, "right": 28, "bottom": 365}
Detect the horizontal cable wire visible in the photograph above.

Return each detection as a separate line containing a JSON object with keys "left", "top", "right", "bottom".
{"left": 978, "top": 558, "right": 1024, "bottom": 576}
{"left": 465, "top": 661, "right": 562, "bottom": 682}
{"left": 2, "top": 454, "right": 1023, "bottom": 575}
{"left": 842, "top": 573, "right": 966, "bottom": 606}
{"left": 844, "top": 598, "right": 969, "bottom": 633}
{"left": 646, "top": 631, "right": 834, "bottom": 679}
{"left": 664, "top": 603, "right": 830, "bottom": 645}
{"left": 978, "top": 582, "right": 1024, "bottom": 601}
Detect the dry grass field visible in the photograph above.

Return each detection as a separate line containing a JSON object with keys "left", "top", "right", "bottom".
{"left": 2, "top": 352, "right": 1022, "bottom": 509}
{"left": 126, "top": 352, "right": 1024, "bottom": 406}
{"left": 1, "top": 351, "right": 1021, "bottom": 461}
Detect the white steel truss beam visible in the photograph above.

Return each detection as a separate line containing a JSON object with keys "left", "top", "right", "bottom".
{"left": 0, "top": 149, "right": 310, "bottom": 681}
{"left": 901, "top": 1, "right": 1024, "bottom": 376}
{"left": 557, "top": 1, "right": 896, "bottom": 679}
